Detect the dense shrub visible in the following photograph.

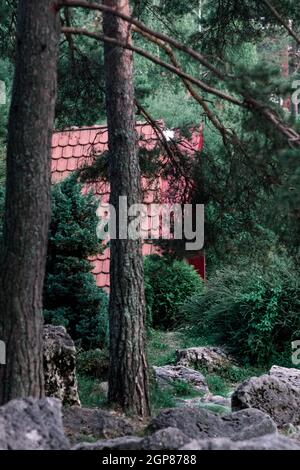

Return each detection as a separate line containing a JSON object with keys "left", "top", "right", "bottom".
{"left": 182, "top": 254, "right": 300, "bottom": 366}
{"left": 44, "top": 174, "right": 108, "bottom": 349}
{"left": 76, "top": 348, "right": 109, "bottom": 380}
{"left": 144, "top": 255, "right": 204, "bottom": 329}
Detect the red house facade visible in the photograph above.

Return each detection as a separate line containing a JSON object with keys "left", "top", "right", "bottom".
{"left": 51, "top": 122, "right": 205, "bottom": 290}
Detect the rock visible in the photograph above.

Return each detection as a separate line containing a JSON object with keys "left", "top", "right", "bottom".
{"left": 0, "top": 398, "right": 70, "bottom": 450}
{"left": 148, "top": 407, "right": 276, "bottom": 441}
{"left": 153, "top": 365, "right": 209, "bottom": 394}
{"left": 231, "top": 375, "right": 300, "bottom": 427}
{"left": 72, "top": 436, "right": 142, "bottom": 450}
{"left": 43, "top": 325, "right": 80, "bottom": 407}
{"left": 176, "top": 346, "right": 234, "bottom": 372}
{"left": 141, "top": 427, "right": 191, "bottom": 450}
{"left": 63, "top": 407, "right": 136, "bottom": 444}
{"left": 181, "top": 434, "right": 300, "bottom": 450}
{"left": 269, "top": 365, "right": 300, "bottom": 389}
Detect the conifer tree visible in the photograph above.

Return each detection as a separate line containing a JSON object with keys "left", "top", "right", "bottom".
{"left": 43, "top": 174, "right": 108, "bottom": 350}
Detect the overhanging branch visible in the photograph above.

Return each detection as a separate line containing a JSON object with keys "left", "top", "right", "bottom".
{"left": 61, "top": 26, "right": 242, "bottom": 106}
{"left": 61, "top": 26, "right": 300, "bottom": 147}
{"left": 261, "top": 0, "right": 300, "bottom": 45}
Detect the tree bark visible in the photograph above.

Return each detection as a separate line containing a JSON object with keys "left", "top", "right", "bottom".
{"left": 103, "top": 0, "right": 150, "bottom": 417}
{"left": 0, "top": 0, "right": 60, "bottom": 404}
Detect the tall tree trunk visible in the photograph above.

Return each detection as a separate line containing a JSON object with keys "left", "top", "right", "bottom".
{"left": 0, "top": 0, "right": 60, "bottom": 404}
{"left": 103, "top": 0, "right": 150, "bottom": 417}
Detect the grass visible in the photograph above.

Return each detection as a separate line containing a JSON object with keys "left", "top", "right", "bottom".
{"left": 197, "top": 364, "right": 266, "bottom": 397}
{"left": 206, "top": 374, "right": 230, "bottom": 397}
{"left": 77, "top": 374, "right": 107, "bottom": 408}
{"left": 147, "top": 329, "right": 180, "bottom": 366}
{"left": 150, "top": 380, "right": 204, "bottom": 412}
{"left": 150, "top": 386, "right": 177, "bottom": 411}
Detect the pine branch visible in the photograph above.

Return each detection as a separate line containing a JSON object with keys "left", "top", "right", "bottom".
{"left": 261, "top": 0, "right": 300, "bottom": 45}
{"left": 134, "top": 26, "right": 237, "bottom": 146}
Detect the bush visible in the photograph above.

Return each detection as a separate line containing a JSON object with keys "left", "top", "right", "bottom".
{"left": 76, "top": 348, "right": 109, "bottom": 380}
{"left": 144, "top": 255, "right": 204, "bottom": 329}
{"left": 182, "top": 253, "right": 300, "bottom": 366}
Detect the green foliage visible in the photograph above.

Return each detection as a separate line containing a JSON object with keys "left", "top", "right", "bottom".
{"left": 144, "top": 87, "right": 201, "bottom": 129}
{"left": 147, "top": 329, "right": 192, "bottom": 367}
{"left": 43, "top": 174, "right": 108, "bottom": 349}
{"left": 205, "top": 375, "right": 229, "bottom": 397}
{"left": 183, "top": 253, "right": 300, "bottom": 366}
{"left": 77, "top": 375, "right": 107, "bottom": 408}
{"left": 144, "top": 255, "right": 204, "bottom": 329}
{"left": 150, "top": 384, "right": 176, "bottom": 411}
{"left": 171, "top": 379, "right": 200, "bottom": 398}
{"left": 76, "top": 348, "right": 109, "bottom": 380}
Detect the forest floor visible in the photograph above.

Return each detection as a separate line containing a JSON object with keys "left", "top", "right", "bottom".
{"left": 77, "top": 330, "right": 265, "bottom": 415}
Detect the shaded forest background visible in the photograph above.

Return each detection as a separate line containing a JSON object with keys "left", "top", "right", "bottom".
{"left": 0, "top": 0, "right": 299, "bottom": 411}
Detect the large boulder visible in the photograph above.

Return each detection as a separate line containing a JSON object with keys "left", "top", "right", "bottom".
{"left": 269, "top": 365, "right": 300, "bottom": 389}
{"left": 231, "top": 374, "right": 300, "bottom": 427}
{"left": 141, "top": 427, "right": 191, "bottom": 450}
{"left": 0, "top": 398, "right": 70, "bottom": 450}
{"left": 181, "top": 434, "right": 300, "bottom": 450}
{"left": 148, "top": 407, "right": 276, "bottom": 441}
{"left": 63, "top": 407, "right": 136, "bottom": 444}
{"left": 43, "top": 325, "right": 80, "bottom": 407}
{"left": 153, "top": 365, "right": 209, "bottom": 394}
{"left": 176, "top": 346, "right": 234, "bottom": 372}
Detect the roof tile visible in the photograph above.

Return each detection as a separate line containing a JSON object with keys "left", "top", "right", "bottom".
{"left": 67, "top": 157, "right": 79, "bottom": 171}
{"left": 58, "top": 131, "right": 70, "bottom": 147}
{"left": 56, "top": 158, "right": 68, "bottom": 172}
{"left": 52, "top": 146, "right": 62, "bottom": 160}
{"left": 79, "top": 129, "right": 91, "bottom": 145}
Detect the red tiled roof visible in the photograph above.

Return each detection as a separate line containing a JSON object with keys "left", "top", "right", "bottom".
{"left": 51, "top": 122, "right": 203, "bottom": 290}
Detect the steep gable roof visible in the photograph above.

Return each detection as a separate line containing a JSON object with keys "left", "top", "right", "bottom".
{"left": 51, "top": 122, "right": 203, "bottom": 290}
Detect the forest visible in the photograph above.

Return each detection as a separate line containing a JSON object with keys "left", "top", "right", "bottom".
{"left": 0, "top": 0, "right": 299, "bottom": 455}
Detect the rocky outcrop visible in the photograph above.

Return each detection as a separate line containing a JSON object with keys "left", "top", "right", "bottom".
{"left": 181, "top": 434, "right": 300, "bottom": 450}
{"left": 231, "top": 374, "right": 300, "bottom": 427}
{"left": 43, "top": 325, "right": 80, "bottom": 407}
{"left": 153, "top": 365, "right": 209, "bottom": 394}
{"left": 176, "top": 347, "right": 234, "bottom": 372}
{"left": 63, "top": 407, "right": 136, "bottom": 444}
{"left": 0, "top": 398, "right": 70, "bottom": 450}
{"left": 148, "top": 407, "right": 276, "bottom": 441}
{"left": 269, "top": 365, "right": 300, "bottom": 389}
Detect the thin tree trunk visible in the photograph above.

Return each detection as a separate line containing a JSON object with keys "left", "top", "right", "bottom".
{"left": 103, "top": 0, "right": 150, "bottom": 417}
{"left": 0, "top": 0, "right": 60, "bottom": 404}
